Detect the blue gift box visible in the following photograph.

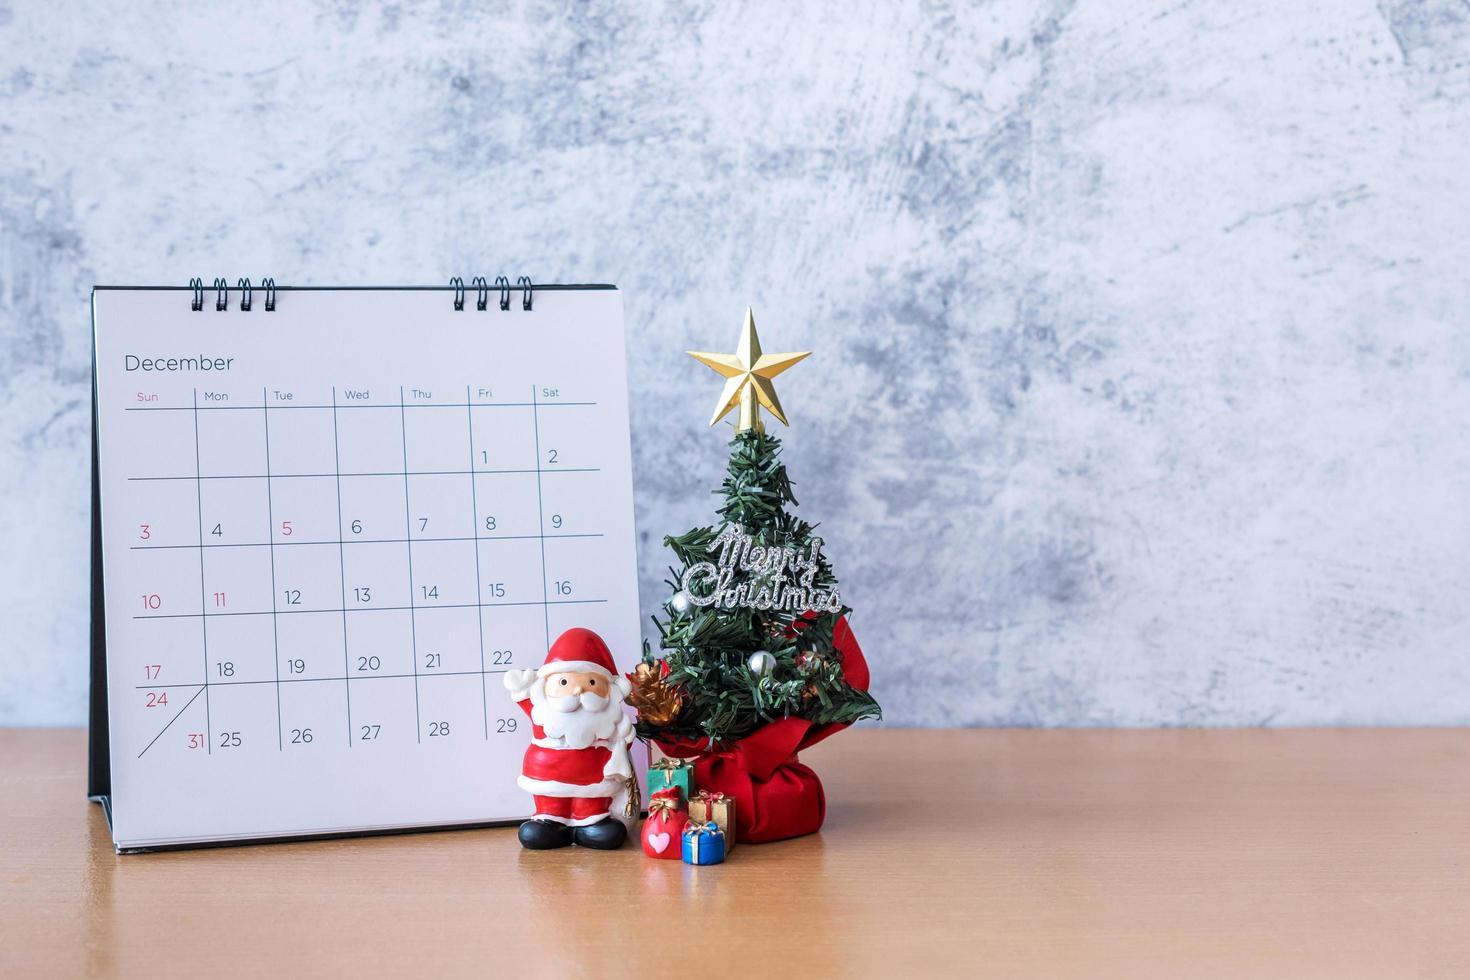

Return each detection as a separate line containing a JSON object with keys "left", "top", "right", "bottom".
{"left": 681, "top": 821, "right": 726, "bottom": 865}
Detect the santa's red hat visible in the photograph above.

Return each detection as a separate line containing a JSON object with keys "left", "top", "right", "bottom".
{"left": 539, "top": 628, "right": 631, "bottom": 695}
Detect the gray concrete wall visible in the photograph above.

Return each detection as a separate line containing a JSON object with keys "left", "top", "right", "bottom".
{"left": 3, "top": 1, "right": 1468, "bottom": 725}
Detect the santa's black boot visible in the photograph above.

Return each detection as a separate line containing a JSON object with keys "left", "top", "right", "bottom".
{"left": 573, "top": 818, "right": 627, "bottom": 850}
{"left": 518, "top": 819, "right": 574, "bottom": 850}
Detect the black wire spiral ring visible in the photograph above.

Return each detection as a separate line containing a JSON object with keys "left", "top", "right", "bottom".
{"left": 213, "top": 277, "right": 228, "bottom": 311}
{"left": 517, "top": 276, "right": 533, "bottom": 311}
{"left": 237, "top": 278, "right": 252, "bottom": 311}
{"left": 189, "top": 278, "right": 204, "bottom": 311}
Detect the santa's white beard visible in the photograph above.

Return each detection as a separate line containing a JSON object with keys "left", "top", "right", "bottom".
{"left": 529, "top": 679, "right": 625, "bottom": 749}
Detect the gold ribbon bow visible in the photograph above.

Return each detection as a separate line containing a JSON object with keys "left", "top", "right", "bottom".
{"left": 684, "top": 821, "right": 723, "bottom": 839}
{"left": 647, "top": 792, "right": 683, "bottom": 818}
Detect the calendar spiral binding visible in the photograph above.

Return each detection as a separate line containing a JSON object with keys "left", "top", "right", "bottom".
{"left": 185, "top": 276, "right": 532, "bottom": 311}
{"left": 454, "top": 275, "right": 534, "bottom": 311}
{"left": 187, "top": 277, "right": 276, "bottom": 312}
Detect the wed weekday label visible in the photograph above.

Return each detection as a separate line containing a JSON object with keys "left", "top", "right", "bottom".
{"left": 92, "top": 286, "right": 644, "bottom": 849}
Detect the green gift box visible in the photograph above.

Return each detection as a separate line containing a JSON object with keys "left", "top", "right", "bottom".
{"left": 647, "top": 758, "right": 695, "bottom": 800}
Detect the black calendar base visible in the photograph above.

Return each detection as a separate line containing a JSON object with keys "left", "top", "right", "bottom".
{"left": 518, "top": 819, "right": 574, "bottom": 849}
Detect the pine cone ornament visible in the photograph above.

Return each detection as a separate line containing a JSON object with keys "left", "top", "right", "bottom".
{"left": 628, "top": 662, "right": 682, "bottom": 727}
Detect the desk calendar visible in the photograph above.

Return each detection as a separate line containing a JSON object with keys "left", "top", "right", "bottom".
{"left": 88, "top": 280, "right": 645, "bottom": 851}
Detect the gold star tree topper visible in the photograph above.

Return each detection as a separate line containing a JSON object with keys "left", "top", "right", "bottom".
{"left": 687, "top": 309, "right": 811, "bottom": 433}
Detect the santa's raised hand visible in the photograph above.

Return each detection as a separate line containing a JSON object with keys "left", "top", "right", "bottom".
{"left": 502, "top": 668, "right": 538, "bottom": 699}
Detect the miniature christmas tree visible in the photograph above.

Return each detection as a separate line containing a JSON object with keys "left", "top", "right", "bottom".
{"left": 632, "top": 310, "right": 880, "bottom": 746}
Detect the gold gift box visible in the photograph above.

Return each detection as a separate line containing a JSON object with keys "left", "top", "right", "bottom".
{"left": 688, "top": 791, "right": 736, "bottom": 851}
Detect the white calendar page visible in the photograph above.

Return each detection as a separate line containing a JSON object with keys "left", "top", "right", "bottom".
{"left": 91, "top": 285, "right": 645, "bottom": 850}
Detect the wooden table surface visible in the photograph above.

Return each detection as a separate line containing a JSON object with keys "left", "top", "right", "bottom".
{"left": 3, "top": 727, "right": 1467, "bottom": 979}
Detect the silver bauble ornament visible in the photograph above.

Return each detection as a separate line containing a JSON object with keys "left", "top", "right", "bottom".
{"left": 747, "top": 650, "right": 777, "bottom": 678}
{"left": 668, "top": 592, "right": 691, "bottom": 615}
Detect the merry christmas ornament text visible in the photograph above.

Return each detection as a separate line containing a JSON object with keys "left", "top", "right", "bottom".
{"left": 678, "top": 527, "right": 844, "bottom": 614}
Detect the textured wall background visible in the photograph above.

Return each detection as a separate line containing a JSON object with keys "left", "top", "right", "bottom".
{"left": 3, "top": 1, "right": 1468, "bottom": 726}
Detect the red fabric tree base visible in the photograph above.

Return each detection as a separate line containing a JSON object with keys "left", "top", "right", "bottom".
{"left": 653, "top": 617, "right": 871, "bottom": 844}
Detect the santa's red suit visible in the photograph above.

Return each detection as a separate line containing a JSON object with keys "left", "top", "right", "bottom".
{"left": 504, "top": 628, "right": 634, "bottom": 827}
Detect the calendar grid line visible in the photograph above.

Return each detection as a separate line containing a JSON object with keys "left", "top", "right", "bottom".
{"left": 530, "top": 385, "right": 551, "bottom": 652}
{"left": 466, "top": 386, "right": 490, "bottom": 740}
{"left": 261, "top": 388, "right": 284, "bottom": 751}
{"left": 129, "top": 532, "right": 605, "bottom": 551}
{"left": 130, "top": 598, "right": 609, "bottom": 620}
{"left": 330, "top": 387, "right": 355, "bottom": 746}
{"left": 124, "top": 401, "right": 598, "bottom": 411}
{"left": 136, "top": 685, "right": 206, "bottom": 758}
{"left": 190, "top": 388, "right": 212, "bottom": 755}
{"left": 128, "top": 468, "right": 600, "bottom": 481}
{"left": 399, "top": 387, "right": 422, "bottom": 743}
{"left": 135, "top": 668, "right": 516, "bottom": 691}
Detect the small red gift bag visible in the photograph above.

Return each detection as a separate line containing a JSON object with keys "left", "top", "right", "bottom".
{"left": 640, "top": 788, "right": 688, "bottom": 860}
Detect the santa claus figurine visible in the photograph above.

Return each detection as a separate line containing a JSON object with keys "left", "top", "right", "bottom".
{"left": 503, "top": 627, "right": 636, "bottom": 850}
